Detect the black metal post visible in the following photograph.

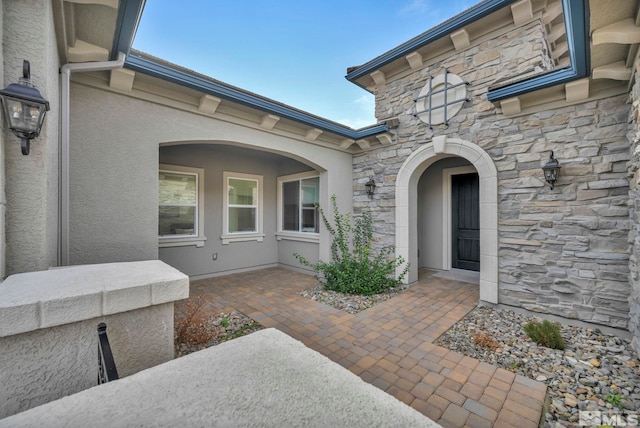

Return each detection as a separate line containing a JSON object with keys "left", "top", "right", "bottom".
{"left": 98, "top": 322, "right": 119, "bottom": 384}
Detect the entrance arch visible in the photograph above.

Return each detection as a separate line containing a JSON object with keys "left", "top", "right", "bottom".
{"left": 395, "top": 135, "right": 498, "bottom": 303}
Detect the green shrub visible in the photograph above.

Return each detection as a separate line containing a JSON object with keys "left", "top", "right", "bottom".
{"left": 523, "top": 319, "right": 565, "bottom": 350}
{"left": 605, "top": 392, "right": 623, "bottom": 408}
{"left": 295, "top": 195, "right": 408, "bottom": 295}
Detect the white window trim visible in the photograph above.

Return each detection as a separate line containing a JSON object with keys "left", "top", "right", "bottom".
{"left": 276, "top": 171, "right": 320, "bottom": 243}
{"left": 275, "top": 231, "right": 319, "bottom": 243}
{"left": 222, "top": 171, "right": 264, "bottom": 244}
{"left": 159, "top": 164, "right": 206, "bottom": 248}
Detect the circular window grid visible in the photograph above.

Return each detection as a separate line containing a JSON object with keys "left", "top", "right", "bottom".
{"left": 416, "top": 73, "right": 467, "bottom": 127}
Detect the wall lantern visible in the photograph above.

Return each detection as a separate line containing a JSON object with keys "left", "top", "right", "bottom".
{"left": 365, "top": 177, "right": 377, "bottom": 198}
{"left": 542, "top": 151, "right": 560, "bottom": 190}
{"left": 0, "top": 60, "right": 50, "bottom": 155}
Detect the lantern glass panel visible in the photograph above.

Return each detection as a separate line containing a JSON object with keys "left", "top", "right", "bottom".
{"left": 2, "top": 95, "right": 46, "bottom": 134}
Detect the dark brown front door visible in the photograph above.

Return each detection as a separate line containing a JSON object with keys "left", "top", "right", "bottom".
{"left": 452, "top": 172, "right": 480, "bottom": 271}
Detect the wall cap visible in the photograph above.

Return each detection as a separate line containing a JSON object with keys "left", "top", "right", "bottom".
{"left": 0, "top": 260, "right": 189, "bottom": 337}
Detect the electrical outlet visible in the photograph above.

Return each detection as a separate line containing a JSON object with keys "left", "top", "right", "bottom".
{"left": 212, "top": 253, "right": 218, "bottom": 261}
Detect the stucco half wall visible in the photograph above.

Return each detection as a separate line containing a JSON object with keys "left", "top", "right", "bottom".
{"left": 396, "top": 135, "right": 498, "bottom": 303}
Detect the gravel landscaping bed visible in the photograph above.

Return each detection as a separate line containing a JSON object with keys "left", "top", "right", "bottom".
{"left": 175, "top": 310, "right": 263, "bottom": 357}
{"left": 435, "top": 305, "right": 640, "bottom": 427}
{"left": 299, "top": 285, "right": 408, "bottom": 314}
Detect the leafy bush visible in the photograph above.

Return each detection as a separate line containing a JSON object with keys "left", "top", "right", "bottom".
{"left": 295, "top": 195, "right": 408, "bottom": 295}
{"left": 523, "top": 319, "right": 565, "bottom": 350}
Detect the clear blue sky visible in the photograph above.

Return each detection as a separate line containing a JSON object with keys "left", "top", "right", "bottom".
{"left": 133, "top": 1, "right": 476, "bottom": 129}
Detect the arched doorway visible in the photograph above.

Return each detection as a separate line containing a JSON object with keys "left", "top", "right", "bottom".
{"left": 395, "top": 136, "right": 498, "bottom": 303}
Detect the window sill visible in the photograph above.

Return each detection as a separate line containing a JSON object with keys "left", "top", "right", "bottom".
{"left": 221, "top": 233, "right": 265, "bottom": 245}
{"left": 159, "top": 236, "right": 207, "bottom": 248}
{"left": 276, "top": 232, "right": 320, "bottom": 243}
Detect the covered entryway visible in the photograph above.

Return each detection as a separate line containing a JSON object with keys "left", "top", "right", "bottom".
{"left": 158, "top": 142, "right": 334, "bottom": 280}
{"left": 395, "top": 135, "right": 498, "bottom": 303}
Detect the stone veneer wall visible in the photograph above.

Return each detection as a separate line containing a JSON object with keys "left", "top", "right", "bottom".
{"left": 627, "top": 60, "right": 640, "bottom": 353}
{"left": 354, "top": 19, "right": 632, "bottom": 328}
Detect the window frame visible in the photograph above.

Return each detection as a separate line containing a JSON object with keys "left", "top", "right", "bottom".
{"left": 222, "top": 171, "right": 264, "bottom": 244}
{"left": 158, "top": 164, "right": 206, "bottom": 248}
{"left": 276, "top": 171, "right": 320, "bottom": 243}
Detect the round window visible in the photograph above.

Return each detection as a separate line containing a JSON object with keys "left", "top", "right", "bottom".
{"left": 415, "top": 72, "right": 467, "bottom": 127}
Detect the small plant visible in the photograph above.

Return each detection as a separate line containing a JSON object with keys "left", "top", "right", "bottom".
{"left": 473, "top": 332, "right": 500, "bottom": 349}
{"left": 295, "top": 195, "right": 409, "bottom": 296}
{"left": 605, "top": 392, "right": 623, "bottom": 408}
{"left": 174, "top": 296, "right": 217, "bottom": 348}
{"left": 523, "top": 319, "right": 565, "bottom": 350}
{"left": 221, "top": 321, "right": 263, "bottom": 341}
{"left": 221, "top": 316, "right": 230, "bottom": 328}
{"left": 509, "top": 360, "right": 522, "bottom": 370}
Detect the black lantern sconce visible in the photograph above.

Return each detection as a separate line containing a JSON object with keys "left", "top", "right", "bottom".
{"left": 365, "top": 177, "right": 377, "bottom": 198}
{"left": 542, "top": 151, "right": 560, "bottom": 190}
{"left": 0, "top": 60, "right": 50, "bottom": 155}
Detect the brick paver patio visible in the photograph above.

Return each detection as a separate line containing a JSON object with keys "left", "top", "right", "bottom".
{"left": 179, "top": 268, "right": 547, "bottom": 427}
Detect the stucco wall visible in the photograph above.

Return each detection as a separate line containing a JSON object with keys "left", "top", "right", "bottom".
{"left": 0, "top": 1, "right": 5, "bottom": 280}
{"left": 628, "top": 60, "right": 640, "bottom": 354}
{"left": 0, "top": 303, "right": 174, "bottom": 419}
{"left": 159, "top": 144, "right": 317, "bottom": 277}
{"left": 0, "top": 260, "right": 188, "bottom": 419}
{"left": 68, "top": 83, "right": 352, "bottom": 269}
{"left": 2, "top": 0, "right": 59, "bottom": 276}
{"left": 356, "top": 18, "right": 632, "bottom": 328}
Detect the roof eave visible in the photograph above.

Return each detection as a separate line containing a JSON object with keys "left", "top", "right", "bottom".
{"left": 487, "top": 0, "right": 590, "bottom": 102}
{"left": 110, "top": 0, "right": 147, "bottom": 61}
{"left": 345, "top": 0, "right": 520, "bottom": 83}
{"left": 345, "top": 0, "right": 590, "bottom": 103}
{"left": 124, "top": 54, "right": 388, "bottom": 140}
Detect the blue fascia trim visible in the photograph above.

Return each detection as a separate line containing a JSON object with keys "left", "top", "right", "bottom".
{"left": 345, "top": 0, "right": 519, "bottom": 83}
{"left": 110, "top": 0, "right": 147, "bottom": 61}
{"left": 485, "top": 0, "right": 590, "bottom": 102}
{"left": 124, "top": 54, "right": 388, "bottom": 140}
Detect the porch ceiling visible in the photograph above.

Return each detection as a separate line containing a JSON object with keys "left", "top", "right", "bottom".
{"left": 53, "top": 0, "right": 120, "bottom": 64}
{"left": 590, "top": 0, "right": 639, "bottom": 80}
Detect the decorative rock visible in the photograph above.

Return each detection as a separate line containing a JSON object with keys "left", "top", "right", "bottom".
{"left": 434, "top": 306, "right": 640, "bottom": 428}
{"left": 565, "top": 356, "right": 578, "bottom": 365}
{"left": 564, "top": 393, "right": 578, "bottom": 408}
{"left": 579, "top": 377, "right": 598, "bottom": 386}
{"left": 552, "top": 399, "right": 568, "bottom": 414}
{"left": 300, "top": 285, "right": 407, "bottom": 314}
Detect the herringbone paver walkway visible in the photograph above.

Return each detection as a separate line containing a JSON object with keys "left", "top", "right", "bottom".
{"left": 179, "top": 268, "right": 547, "bottom": 427}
